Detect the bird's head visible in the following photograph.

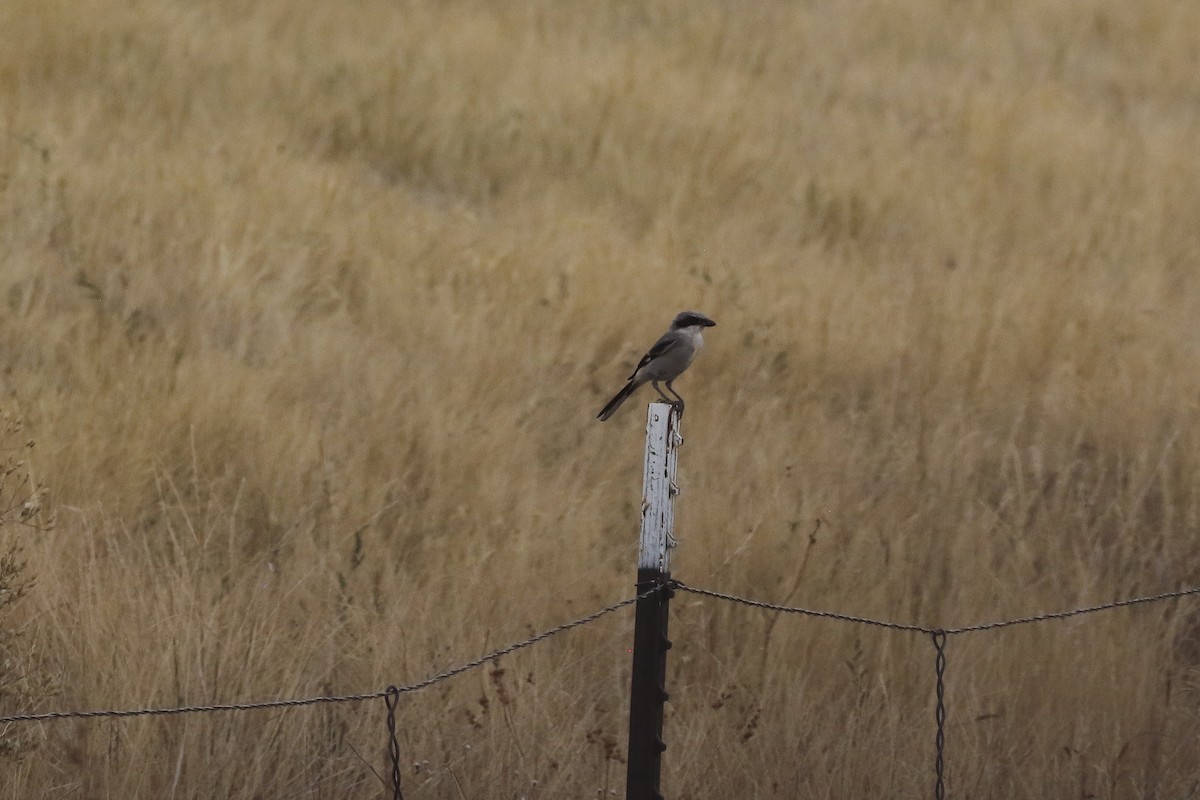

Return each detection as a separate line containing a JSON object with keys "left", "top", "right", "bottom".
{"left": 671, "top": 311, "right": 716, "bottom": 330}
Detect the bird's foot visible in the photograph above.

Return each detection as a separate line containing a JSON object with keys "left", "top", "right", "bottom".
{"left": 671, "top": 399, "right": 685, "bottom": 417}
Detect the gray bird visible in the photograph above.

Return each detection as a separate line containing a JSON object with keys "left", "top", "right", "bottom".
{"left": 597, "top": 311, "right": 717, "bottom": 421}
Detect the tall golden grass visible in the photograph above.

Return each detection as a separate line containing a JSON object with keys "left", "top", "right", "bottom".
{"left": 3, "top": 0, "right": 1200, "bottom": 796}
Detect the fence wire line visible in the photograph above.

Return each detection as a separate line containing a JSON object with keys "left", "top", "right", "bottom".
{"left": 0, "top": 586, "right": 660, "bottom": 726}
{"left": 672, "top": 581, "right": 934, "bottom": 633}
{"left": 5, "top": 579, "right": 1200, "bottom": 727}
{"left": 671, "top": 580, "right": 1200, "bottom": 635}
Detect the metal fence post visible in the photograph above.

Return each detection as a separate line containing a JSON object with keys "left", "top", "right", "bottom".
{"left": 626, "top": 402, "right": 680, "bottom": 800}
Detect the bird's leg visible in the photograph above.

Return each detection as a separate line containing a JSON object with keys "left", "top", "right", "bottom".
{"left": 651, "top": 381, "right": 674, "bottom": 403}
{"left": 665, "top": 381, "right": 685, "bottom": 416}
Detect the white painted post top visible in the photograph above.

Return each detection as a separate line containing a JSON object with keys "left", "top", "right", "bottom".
{"left": 639, "top": 402, "right": 681, "bottom": 573}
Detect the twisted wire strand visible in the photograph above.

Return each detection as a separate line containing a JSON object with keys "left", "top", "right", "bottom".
{"left": 384, "top": 687, "right": 404, "bottom": 800}
{"left": 931, "top": 632, "right": 948, "bottom": 800}
{"left": 0, "top": 587, "right": 657, "bottom": 726}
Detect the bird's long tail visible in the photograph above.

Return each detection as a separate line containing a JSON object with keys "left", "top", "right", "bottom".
{"left": 597, "top": 380, "right": 639, "bottom": 421}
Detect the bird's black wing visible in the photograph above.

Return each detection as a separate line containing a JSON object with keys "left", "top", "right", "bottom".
{"left": 626, "top": 332, "right": 678, "bottom": 379}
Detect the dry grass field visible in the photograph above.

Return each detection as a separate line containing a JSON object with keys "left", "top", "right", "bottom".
{"left": 3, "top": 0, "right": 1200, "bottom": 796}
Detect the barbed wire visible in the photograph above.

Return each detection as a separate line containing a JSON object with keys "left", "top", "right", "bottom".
{"left": 1, "top": 572, "right": 1197, "bottom": 800}
{"left": 670, "top": 577, "right": 1200, "bottom": 800}
{"left": 670, "top": 580, "right": 1200, "bottom": 636}
{"left": 943, "top": 584, "right": 1200, "bottom": 634}
{"left": 671, "top": 581, "right": 936, "bottom": 633}
{"left": 0, "top": 586, "right": 658, "bottom": 726}
{"left": 6, "top": 578, "right": 1196, "bottom": 727}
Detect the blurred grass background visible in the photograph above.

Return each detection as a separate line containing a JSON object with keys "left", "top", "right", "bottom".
{"left": 3, "top": 0, "right": 1200, "bottom": 796}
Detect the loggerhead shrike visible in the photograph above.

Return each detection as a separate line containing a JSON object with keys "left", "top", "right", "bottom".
{"left": 597, "top": 310, "right": 717, "bottom": 421}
